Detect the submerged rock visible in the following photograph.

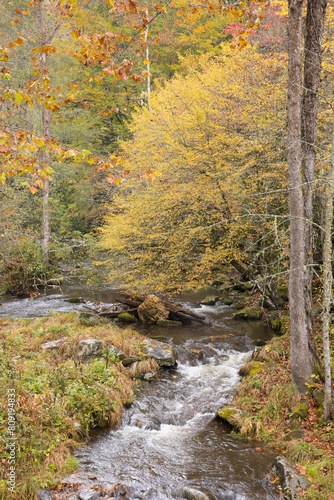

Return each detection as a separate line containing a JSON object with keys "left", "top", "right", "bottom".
{"left": 109, "top": 484, "right": 129, "bottom": 497}
{"left": 272, "top": 456, "right": 310, "bottom": 500}
{"left": 77, "top": 339, "right": 103, "bottom": 360}
{"left": 142, "top": 339, "right": 177, "bottom": 367}
{"left": 137, "top": 295, "right": 169, "bottom": 324}
{"left": 78, "top": 489, "right": 103, "bottom": 500}
{"left": 182, "top": 487, "right": 216, "bottom": 500}
{"left": 156, "top": 319, "right": 182, "bottom": 327}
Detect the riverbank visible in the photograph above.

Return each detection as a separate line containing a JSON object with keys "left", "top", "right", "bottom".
{"left": 0, "top": 312, "right": 161, "bottom": 499}
{"left": 218, "top": 325, "right": 334, "bottom": 499}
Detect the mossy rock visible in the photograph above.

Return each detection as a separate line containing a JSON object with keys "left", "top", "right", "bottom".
{"left": 118, "top": 312, "right": 137, "bottom": 323}
{"left": 233, "top": 307, "right": 262, "bottom": 321}
{"left": 313, "top": 388, "right": 334, "bottom": 407}
{"left": 79, "top": 314, "right": 102, "bottom": 327}
{"left": 232, "top": 300, "right": 247, "bottom": 310}
{"left": 212, "top": 275, "right": 226, "bottom": 286}
{"left": 291, "top": 401, "right": 309, "bottom": 420}
{"left": 217, "top": 407, "right": 244, "bottom": 425}
{"left": 271, "top": 319, "right": 282, "bottom": 332}
{"left": 222, "top": 298, "right": 233, "bottom": 306}
{"left": 248, "top": 361, "right": 267, "bottom": 376}
{"left": 156, "top": 319, "right": 182, "bottom": 327}
{"left": 233, "top": 282, "right": 253, "bottom": 292}
{"left": 68, "top": 296, "right": 85, "bottom": 304}
{"left": 201, "top": 296, "right": 219, "bottom": 306}
{"left": 284, "top": 428, "right": 305, "bottom": 441}
{"left": 277, "top": 285, "right": 289, "bottom": 301}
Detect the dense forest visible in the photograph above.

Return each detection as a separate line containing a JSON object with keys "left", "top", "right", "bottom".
{"left": 1, "top": 0, "right": 334, "bottom": 498}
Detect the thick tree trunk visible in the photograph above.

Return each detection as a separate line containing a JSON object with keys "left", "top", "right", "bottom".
{"left": 302, "top": 0, "right": 328, "bottom": 367}
{"left": 322, "top": 123, "right": 334, "bottom": 421}
{"left": 288, "top": 0, "right": 314, "bottom": 393}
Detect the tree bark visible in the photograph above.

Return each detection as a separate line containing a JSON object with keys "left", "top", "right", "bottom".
{"left": 39, "top": 1, "right": 51, "bottom": 257}
{"left": 322, "top": 121, "right": 334, "bottom": 421}
{"left": 288, "top": 0, "right": 314, "bottom": 393}
{"left": 302, "top": 0, "right": 328, "bottom": 368}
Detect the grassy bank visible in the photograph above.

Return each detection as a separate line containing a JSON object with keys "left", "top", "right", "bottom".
{"left": 220, "top": 326, "right": 334, "bottom": 499}
{"left": 0, "top": 312, "right": 159, "bottom": 499}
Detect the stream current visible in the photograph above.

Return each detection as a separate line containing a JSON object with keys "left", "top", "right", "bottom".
{"left": 0, "top": 281, "right": 281, "bottom": 499}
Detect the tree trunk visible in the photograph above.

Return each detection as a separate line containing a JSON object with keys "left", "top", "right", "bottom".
{"left": 39, "top": 1, "right": 51, "bottom": 257}
{"left": 288, "top": 0, "right": 314, "bottom": 393}
{"left": 302, "top": 0, "right": 328, "bottom": 368}
{"left": 322, "top": 122, "right": 334, "bottom": 421}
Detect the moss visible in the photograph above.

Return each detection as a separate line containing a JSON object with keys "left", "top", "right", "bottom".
{"left": 201, "top": 295, "right": 219, "bottom": 305}
{"left": 233, "top": 307, "right": 262, "bottom": 321}
{"left": 222, "top": 298, "right": 233, "bottom": 306}
{"left": 217, "top": 407, "right": 241, "bottom": 421}
{"left": 248, "top": 361, "right": 267, "bottom": 376}
{"left": 118, "top": 312, "right": 137, "bottom": 323}
{"left": 291, "top": 401, "right": 309, "bottom": 420}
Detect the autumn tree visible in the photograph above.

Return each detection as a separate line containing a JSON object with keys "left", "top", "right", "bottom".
{"left": 99, "top": 47, "right": 288, "bottom": 292}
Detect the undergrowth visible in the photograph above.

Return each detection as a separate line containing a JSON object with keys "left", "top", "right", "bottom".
{"left": 225, "top": 333, "right": 334, "bottom": 499}
{"left": 0, "top": 312, "right": 157, "bottom": 499}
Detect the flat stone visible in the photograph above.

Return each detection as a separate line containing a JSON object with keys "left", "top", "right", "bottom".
{"left": 284, "top": 428, "right": 305, "bottom": 441}
{"left": 77, "top": 339, "right": 104, "bottom": 360}
{"left": 106, "top": 343, "right": 126, "bottom": 361}
{"left": 143, "top": 372, "right": 156, "bottom": 381}
{"left": 41, "top": 338, "right": 65, "bottom": 350}
{"left": 38, "top": 491, "right": 55, "bottom": 500}
{"left": 272, "top": 456, "right": 310, "bottom": 500}
{"left": 122, "top": 356, "right": 142, "bottom": 367}
{"left": 142, "top": 339, "right": 177, "bottom": 367}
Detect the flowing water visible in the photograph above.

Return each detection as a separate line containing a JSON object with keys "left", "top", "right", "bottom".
{"left": 0, "top": 280, "right": 280, "bottom": 499}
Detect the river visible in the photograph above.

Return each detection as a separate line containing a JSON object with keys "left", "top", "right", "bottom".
{"left": 1, "top": 279, "right": 280, "bottom": 500}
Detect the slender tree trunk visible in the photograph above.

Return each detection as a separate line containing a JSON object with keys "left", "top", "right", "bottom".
{"left": 38, "top": 1, "right": 51, "bottom": 256}
{"left": 322, "top": 121, "right": 334, "bottom": 421}
{"left": 302, "top": 0, "right": 328, "bottom": 367}
{"left": 144, "top": 10, "right": 151, "bottom": 112}
{"left": 288, "top": 0, "right": 314, "bottom": 393}
{"left": 41, "top": 106, "right": 51, "bottom": 256}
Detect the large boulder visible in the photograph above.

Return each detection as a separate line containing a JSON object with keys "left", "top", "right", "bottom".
{"left": 142, "top": 339, "right": 177, "bottom": 367}
{"left": 137, "top": 295, "right": 169, "bottom": 324}
{"left": 77, "top": 339, "right": 104, "bottom": 361}
{"left": 272, "top": 456, "right": 309, "bottom": 500}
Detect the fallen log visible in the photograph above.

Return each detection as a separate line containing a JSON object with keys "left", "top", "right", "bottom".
{"left": 117, "top": 292, "right": 212, "bottom": 326}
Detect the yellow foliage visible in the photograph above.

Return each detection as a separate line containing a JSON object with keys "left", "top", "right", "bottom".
{"left": 100, "top": 46, "right": 289, "bottom": 291}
